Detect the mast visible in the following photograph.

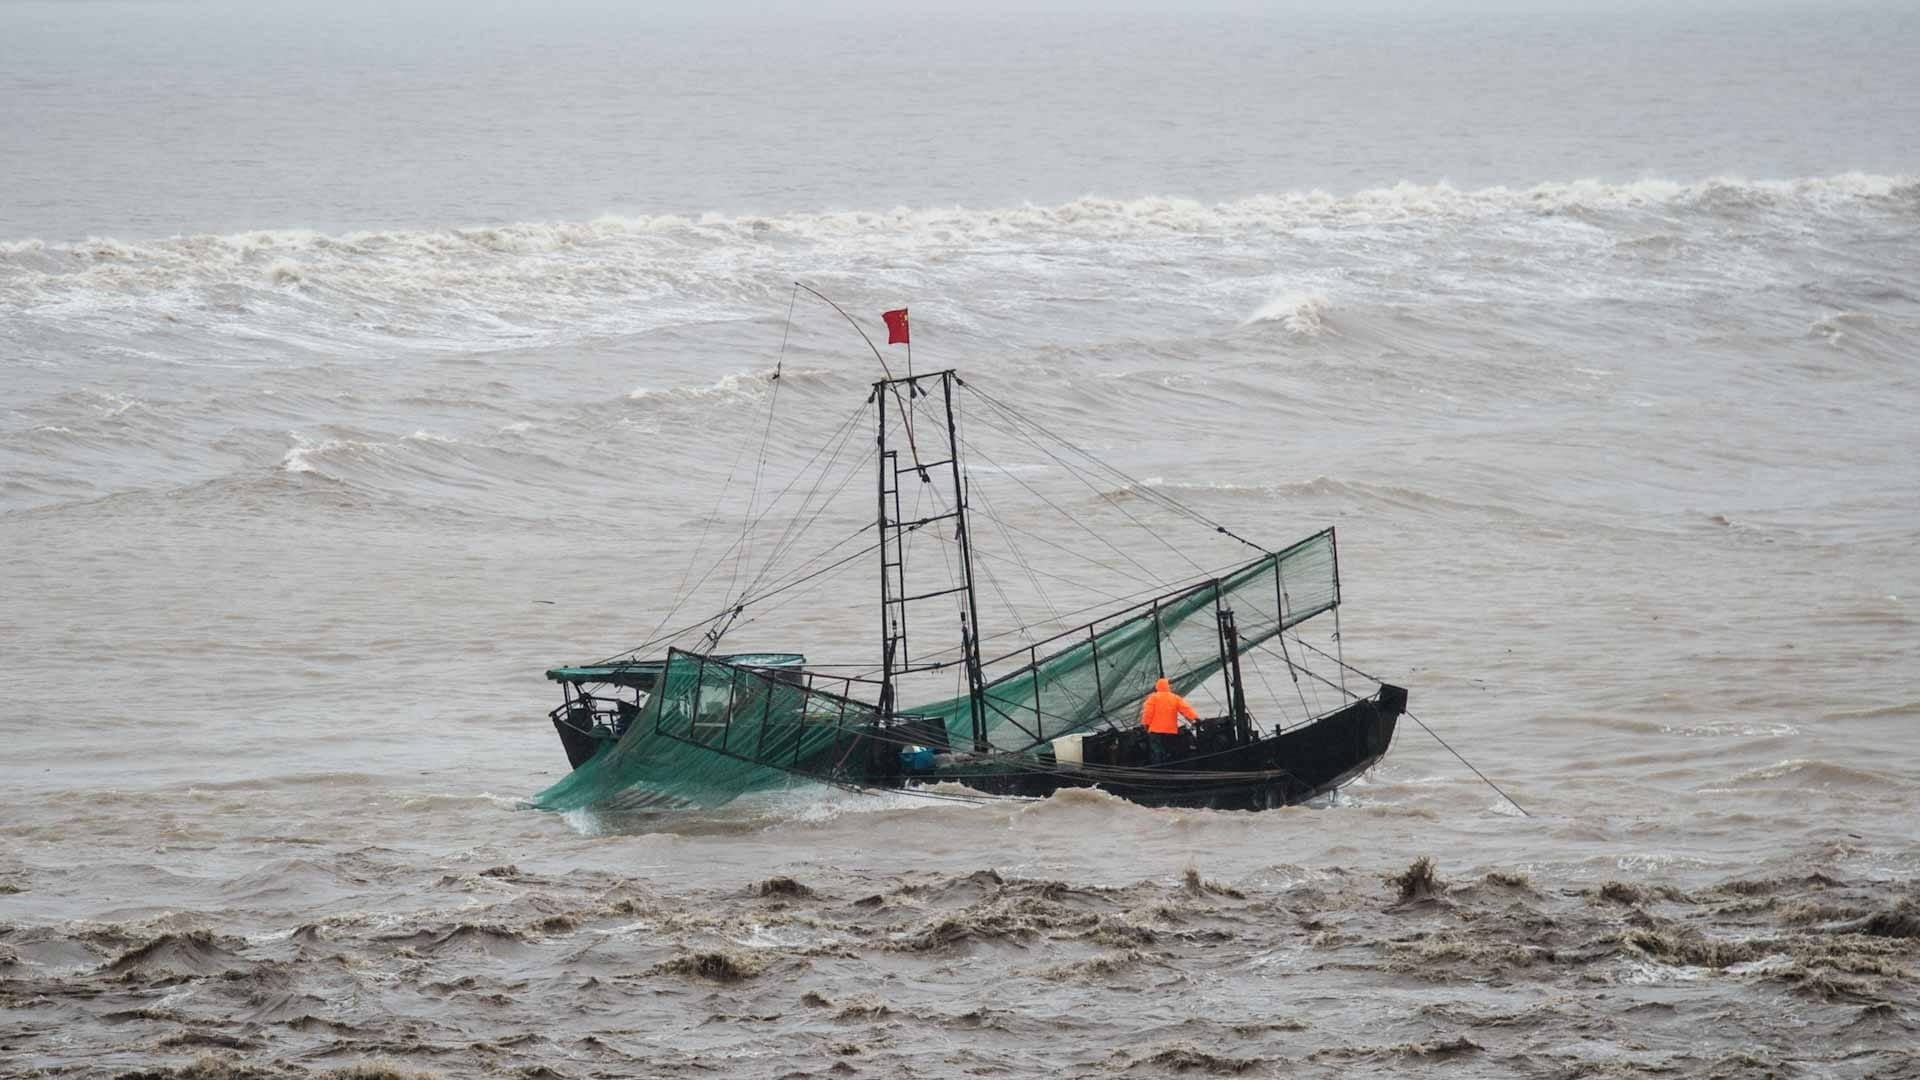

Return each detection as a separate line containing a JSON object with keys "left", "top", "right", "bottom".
{"left": 874, "top": 382, "right": 898, "bottom": 721}
{"left": 944, "top": 373, "right": 990, "bottom": 752}
{"left": 1216, "top": 603, "right": 1253, "bottom": 743}
{"left": 874, "top": 370, "right": 987, "bottom": 750}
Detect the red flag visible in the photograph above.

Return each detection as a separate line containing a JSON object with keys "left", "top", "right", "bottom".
{"left": 882, "top": 308, "right": 910, "bottom": 345}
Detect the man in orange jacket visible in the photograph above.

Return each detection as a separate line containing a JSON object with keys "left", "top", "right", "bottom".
{"left": 1139, "top": 676, "right": 1198, "bottom": 766}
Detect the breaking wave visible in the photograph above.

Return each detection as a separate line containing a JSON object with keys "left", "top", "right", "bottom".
{"left": 3, "top": 174, "right": 1909, "bottom": 308}
{"left": 1245, "top": 293, "right": 1334, "bottom": 335}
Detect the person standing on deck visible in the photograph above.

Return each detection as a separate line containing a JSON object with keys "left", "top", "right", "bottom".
{"left": 1139, "top": 676, "right": 1198, "bottom": 766}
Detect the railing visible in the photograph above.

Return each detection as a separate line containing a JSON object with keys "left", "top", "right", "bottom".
{"left": 548, "top": 695, "right": 637, "bottom": 741}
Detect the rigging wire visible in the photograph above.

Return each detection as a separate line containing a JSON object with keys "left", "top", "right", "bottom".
{"left": 594, "top": 444, "right": 877, "bottom": 665}
{"left": 873, "top": 551, "right": 1277, "bottom": 676}
{"left": 1269, "top": 624, "right": 1317, "bottom": 720}
{"left": 743, "top": 520, "right": 876, "bottom": 603}
{"left": 723, "top": 430, "right": 879, "bottom": 630}
{"left": 723, "top": 532, "right": 884, "bottom": 640}
{"left": 924, "top": 411, "right": 1231, "bottom": 708}
{"left": 962, "top": 382, "right": 1268, "bottom": 553}
{"left": 726, "top": 406, "right": 870, "bottom": 595}
{"left": 640, "top": 390, "right": 768, "bottom": 648}
{"left": 923, "top": 466, "right": 1037, "bottom": 665}
{"left": 625, "top": 538, "right": 885, "bottom": 659}
{"left": 951, "top": 388, "right": 1059, "bottom": 641}
{"left": 959, "top": 434, "right": 1144, "bottom": 585}
{"left": 967, "top": 470, "right": 1064, "bottom": 639}
{"left": 723, "top": 284, "right": 801, "bottom": 611}
{"left": 952, "top": 411, "right": 1170, "bottom": 584}
{"left": 1236, "top": 631, "right": 1291, "bottom": 732}
{"left": 620, "top": 397, "right": 871, "bottom": 660}
{"left": 792, "top": 281, "right": 922, "bottom": 464}
{"left": 1405, "top": 711, "right": 1534, "bottom": 819}
{"left": 703, "top": 522, "right": 882, "bottom": 651}
{"left": 1265, "top": 637, "right": 1533, "bottom": 819}
{"left": 911, "top": 530, "right": 1136, "bottom": 630}
{"left": 961, "top": 397, "right": 1210, "bottom": 577}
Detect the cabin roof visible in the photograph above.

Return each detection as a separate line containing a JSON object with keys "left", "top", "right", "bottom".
{"left": 545, "top": 652, "right": 806, "bottom": 688}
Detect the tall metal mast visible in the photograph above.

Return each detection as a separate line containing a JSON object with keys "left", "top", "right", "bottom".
{"left": 874, "top": 370, "right": 987, "bottom": 751}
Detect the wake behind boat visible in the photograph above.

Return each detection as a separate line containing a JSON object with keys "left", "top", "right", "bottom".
{"left": 534, "top": 305, "right": 1405, "bottom": 814}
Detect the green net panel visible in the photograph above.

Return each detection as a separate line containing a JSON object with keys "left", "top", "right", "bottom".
{"left": 913, "top": 527, "right": 1337, "bottom": 751}
{"left": 530, "top": 529, "right": 1338, "bottom": 810}
{"left": 530, "top": 651, "right": 883, "bottom": 811}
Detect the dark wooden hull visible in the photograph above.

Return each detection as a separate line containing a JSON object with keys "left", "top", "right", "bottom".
{"left": 910, "top": 685, "right": 1404, "bottom": 811}
{"left": 545, "top": 681, "right": 1404, "bottom": 813}
{"left": 552, "top": 712, "right": 604, "bottom": 770}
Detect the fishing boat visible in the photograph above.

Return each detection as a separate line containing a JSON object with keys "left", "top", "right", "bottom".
{"left": 533, "top": 308, "right": 1404, "bottom": 814}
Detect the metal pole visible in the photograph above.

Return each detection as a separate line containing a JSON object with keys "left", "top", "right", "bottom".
{"left": 722, "top": 665, "right": 741, "bottom": 751}
{"left": 1217, "top": 606, "right": 1250, "bottom": 743}
{"left": 875, "top": 381, "right": 896, "bottom": 721}
{"left": 685, "top": 653, "right": 706, "bottom": 743}
{"left": 1150, "top": 601, "right": 1165, "bottom": 676}
{"left": 942, "top": 371, "right": 990, "bottom": 752}
{"left": 1329, "top": 527, "right": 1346, "bottom": 697}
{"left": 1087, "top": 625, "right": 1107, "bottom": 723}
{"left": 1030, "top": 643, "right": 1044, "bottom": 741}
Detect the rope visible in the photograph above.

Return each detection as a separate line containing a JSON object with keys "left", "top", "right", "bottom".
{"left": 1239, "top": 632, "right": 1291, "bottom": 731}
{"left": 618, "top": 398, "right": 871, "bottom": 660}
{"left": 594, "top": 531, "right": 879, "bottom": 667}
{"left": 723, "top": 522, "right": 879, "bottom": 632}
{"left": 960, "top": 434, "right": 1143, "bottom": 584}
{"left": 963, "top": 396, "right": 1209, "bottom": 577}
{"left": 1405, "top": 711, "right": 1532, "bottom": 818}
{"left": 968, "top": 466, "right": 1061, "bottom": 639}
{"left": 724, "top": 284, "right": 801, "bottom": 607}
{"left": 722, "top": 402, "right": 875, "bottom": 620}
{"left": 1262, "top": 637, "right": 1532, "bottom": 819}
{"left": 719, "top": 435, "right": 877, "bottom": 644}
{"left": 957, "top": 413, "right": 1169, "bottom": 584}
{"left": 962, "top": 383, "right": 1266, "bottom": 553}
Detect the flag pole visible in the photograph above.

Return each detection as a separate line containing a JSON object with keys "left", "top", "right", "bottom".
{"left": 792, "top": 282, "right": 921, "bottom": 463}
{"left": 794, "top": 281, "right": 891, "bottom": 379}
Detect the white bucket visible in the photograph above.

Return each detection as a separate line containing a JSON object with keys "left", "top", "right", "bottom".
{"left": 1052, "top": 733, "right": 1085, "bottom": 767}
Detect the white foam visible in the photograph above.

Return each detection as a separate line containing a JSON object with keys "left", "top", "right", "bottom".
{"left": 279, "top": 446, "right": 321, "bottom": 474}
{"left": 628, "top": 369, "right": 778, "bottom": 402}
{"left": 1246, "top": 293, "right": 1333, "bottom": 335}
{"left": 265, "top": 258, "right": 306, "bottom": 286}
{"left": 277, "top": 434, "right": 378, "bottom": 475}
{"left": 11, "top": 172, "right": 1910, "bottom": 273}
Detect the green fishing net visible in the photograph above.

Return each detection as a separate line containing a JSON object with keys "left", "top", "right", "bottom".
{"left": 531, "top": 529, "right": 1337, "bottom": 811}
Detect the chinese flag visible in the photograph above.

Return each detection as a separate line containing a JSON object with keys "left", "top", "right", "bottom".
{"left": 882, "top": 308, "right": 910, "bottom": 345}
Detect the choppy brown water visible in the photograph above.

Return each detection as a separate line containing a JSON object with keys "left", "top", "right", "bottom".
{"left": 4, "top": 789, "right": 1919, "bottom": 1078}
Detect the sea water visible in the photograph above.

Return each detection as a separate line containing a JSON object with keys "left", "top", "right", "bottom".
{"left": 3, "top": 2, "right": 1918, "bottom": 1076}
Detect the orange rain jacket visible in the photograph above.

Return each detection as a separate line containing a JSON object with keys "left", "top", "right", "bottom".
{"left": 1139, "top": 677, "right": 1198, "bottom": 735}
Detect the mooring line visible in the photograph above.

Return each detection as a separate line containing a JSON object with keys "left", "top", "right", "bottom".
{"left": 1405, "top": 710, "right": 1532, "bottom": 817}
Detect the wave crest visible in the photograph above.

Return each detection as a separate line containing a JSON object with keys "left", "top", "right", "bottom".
{"left": 5, "top": 172, "right": 1909, "bottom": 270}
{"left": 1246, "top": 293, "right": 1333, "bottom": 335}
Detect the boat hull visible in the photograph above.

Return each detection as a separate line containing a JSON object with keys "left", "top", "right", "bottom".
{"left": 910, "top": 685, "right": 1404, "bottom": 811}
{"left": 540, "top": 668, "right": 1404, "bottom": 814}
